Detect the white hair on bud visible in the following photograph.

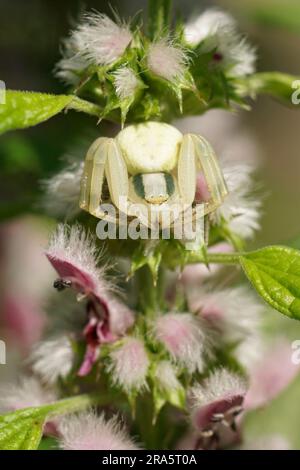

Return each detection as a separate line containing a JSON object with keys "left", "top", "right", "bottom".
{"left": 153, "top": 313, "right": 208, "bottom": 373}
{"left": 59, "top": 411, "right": 139, "bottom": 450}
{"left": 0, "top": 377, "right": 56, "bottom": 413}
{"left": 107, "top": 337, "right": 149, "bottom": 393}
{"left": 155, "top": 361, "right": 182, "bottom": 392}
{"left": 55, "top": 37, "right": 89, "bottom": 86}
{"left": 190, "top": 368, "right": 247, "bottom": 409}
{"left": 184, "top": 8, "right": 256, "bottom": 77}
{"left": 56, "top": 12, "right": 132, "bottom": 84}
{"left": 215, "top": 161, "right": 261, "bottom": 239}
{"left": 113, "top": 66, "right": 141, "bottom": 100}
{"left": 185, "top": 9, "right": 236, "bottom": 45}
{"left": 42, "top": 160, "right": 83, "bottom": 218}
{"left": 30, "top": 336, "right": 74, "bottom": 385}
{"left": 147, "top": 38, "right": 189, "bottom": 82}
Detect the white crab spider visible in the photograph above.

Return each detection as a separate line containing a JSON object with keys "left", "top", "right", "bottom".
{"left": 79, "top": 122, "right": 227, "bottom": 229}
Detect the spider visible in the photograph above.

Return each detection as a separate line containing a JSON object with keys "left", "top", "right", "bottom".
{"left": 79, "top": 122, "right": 228, "bottom": 230}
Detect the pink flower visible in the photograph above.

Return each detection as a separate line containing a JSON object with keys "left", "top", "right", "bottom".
{"left": 107, "top": 337, "right": 149, "bottom": 393}
{"left": 189, "top": 369, "right": 247, "bottom": 437}
{"left": 46, "top": 224, "right": 135, "bottom": 376}
{"left": 147, "top": 39, "right": 188, "bottom": 82}
{"left": 153, "top": 313, "right": 207, "bottom": 373}
{"left": 59, "top": 411, "right": 139, "bottom": 450}
{"left": 244, "top": 339, "right": 300, "bottom": 410}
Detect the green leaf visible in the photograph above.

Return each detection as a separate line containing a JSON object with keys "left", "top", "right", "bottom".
{"left": 240, "top": 246, "right": 300, "bottom": 319}
{"left": 0, "top": 393, "right": 99, "bottom": 450}
{"left": 0, "top": 91, "right": 102, "bottom": 135}
{"left": 0, "top": 91, "right": 74, "bottom": 135}
{"left": 238, "top": 72, "right": 300, "bottom": 106}
{"left": 148, "top": 0, "right": 172, "bottom": 39}
{"left": 0, "top": 408, "right": 47, "bottom": 450}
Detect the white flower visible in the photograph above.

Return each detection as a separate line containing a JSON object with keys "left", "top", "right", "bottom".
{"left": 55, "top": 37, "right": 89, "bottom": 86}
{"left": 0, "top": 377, "right": 56, "bottom": 413}
{"left": 184, "top": 9, "right": 256, "bottom": 77}
{"left": 56, "top": 12, "right": 133, "bottom": 85}
{"left": 153, "top": 313, "right": 207, "bottom": 373}
{"left": 30, "top": 336, "right": 74, "bottom": 385}
{"left": 59, "top": 411, "right": 139, "bottom": 450}
{"left": 147, "top": 39, "right": 189, "bottom": 82}
{"left": 155, "top": 361, "right": 181, "bottom": 392}
{"left": 215, "top": 161, "right": 261, "bottom": 239}
{"left": 107, "top": 337, "right": 149, "bottom": 393}
{"left": 113, "top": 66, "right": 141, "bottom": 100}
{"left": 42, "top": 160, "right": 83, "bottom": 218}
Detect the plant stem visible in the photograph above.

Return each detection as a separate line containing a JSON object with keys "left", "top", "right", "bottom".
{"left": 186, "top": 251, "right": 243, "bottom": 265}
{"left": 68, "top": 96, "right": 102, "bottom": 117}
{"left": 45, "top": 393, "right": 110, "bottom": 419}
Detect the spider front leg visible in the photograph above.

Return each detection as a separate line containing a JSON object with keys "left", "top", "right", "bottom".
{"left": 177, "top": 134, "right": 228, "bottom": 214}
{"left": 80, "top": 138, "right": 130, "bottom": 221}
{"left": 80, "top": 137, "right": 111, "bottom": 218}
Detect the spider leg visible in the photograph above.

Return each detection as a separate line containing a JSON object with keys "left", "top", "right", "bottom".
{"left": 177, "top": 134, "right": 228, "bottom": 215}
{"left": 79, "top": 137, "right": 110, "bottom": 218}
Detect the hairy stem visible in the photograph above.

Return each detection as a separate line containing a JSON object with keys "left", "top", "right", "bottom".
{"left": 186, "top": 251, "right": 243, "bottom": 265}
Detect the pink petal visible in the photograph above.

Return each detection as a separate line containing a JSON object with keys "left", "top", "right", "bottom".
{"left": 46, "top": 254, "right": 97, "bottom": 294}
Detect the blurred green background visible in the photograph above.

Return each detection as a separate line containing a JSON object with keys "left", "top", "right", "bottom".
{"left": 0, "top": 0, "right": 300, "bottom": 449}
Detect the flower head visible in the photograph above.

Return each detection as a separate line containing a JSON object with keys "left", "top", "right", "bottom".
{"left": 59, "top": 411, "right": 138, "bottom": 450}
{"left": 0, "top": 377, "right": 56, "bottom": 413}
{"left": 107, "top": 337, "right": 149, "bottom": 393}
{"left": 46, "top": 224, "right": 135, "bottom": 376}
{"left": 113, "top": 66, "right": 142, "bottom": 100}
{"left": 215, "top": 161, "right": 261, "bottom": 239}
{"left": 189, "top": 369, "right": 247, "bottom": 432}
{"left": 56, "top": 11, "right": 132, "bottom": 85}
{"left": 155, "top": 361, "right": 181, "bottom": 393}
{"left": 42, "top": 160, "right": 83, "bottom": 218}
{"left": 30, "top": 336, "right": 74, "bottom": 385}
{"left": 147, "top": 39, "right": 188, "bottom": 82}
{"left": 55, "top": 37, "right": 90, "bottom": 86}
{"left": 184, "top": 9, "right": 256, "bottom": 77}
{"left": 153, "top": 313, "right": 206, "bottom": 373}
